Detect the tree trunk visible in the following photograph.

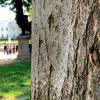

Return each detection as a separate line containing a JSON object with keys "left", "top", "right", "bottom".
{"left": 15, "top": 0, "right": 25, "bottom": 35}
{"left": 31, "top": 0, "right": 100, "bottom": 100}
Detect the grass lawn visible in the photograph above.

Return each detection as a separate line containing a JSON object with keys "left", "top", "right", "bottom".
{"left": 0, "top": 59, "right": 31, "bottom": 100}
{"left": 0, "top": 40, "right": 18, "bottom": 46}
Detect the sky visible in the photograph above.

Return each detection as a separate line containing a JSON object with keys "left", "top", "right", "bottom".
{"left": 0, "top": 6, "right": 15, "bottom": 22}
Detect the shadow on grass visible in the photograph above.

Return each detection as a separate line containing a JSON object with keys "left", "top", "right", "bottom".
{"left": 0, "top": 59, "right": 31, "bottom": 100}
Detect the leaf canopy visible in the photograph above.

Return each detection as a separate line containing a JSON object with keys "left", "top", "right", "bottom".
{"left": 0, "top": 0, "right": 32, "bottom": 12}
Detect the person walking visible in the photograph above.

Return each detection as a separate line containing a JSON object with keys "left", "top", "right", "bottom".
{"left": 4, "top": 44, "right": 7, "bottom": 54}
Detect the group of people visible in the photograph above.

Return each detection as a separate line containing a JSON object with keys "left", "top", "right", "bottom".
{"left": 4, "top": 44, "right": 18, "bottom": 55}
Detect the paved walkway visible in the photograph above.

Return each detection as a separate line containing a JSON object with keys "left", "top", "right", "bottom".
{"left": 0, "top": 52, "right": 18, "bottom": 60}
{"left": 0, "top": 52, "right": 18, "bottom": 64}
{"left": 0, "top": 46, "right": 17, "bottom": 60}
{"left": 0, "top": 46, "right": 18, "bottom": 64}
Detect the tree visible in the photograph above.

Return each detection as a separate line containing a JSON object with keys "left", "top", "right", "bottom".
{"left": 0, "top": 0, "right": 32, "bottom": 35}
{"left": 31, "top": 0, "right": 100, "bottom": 100}
{"left": 0, "top": 0, "right": 32, "bottom": 13}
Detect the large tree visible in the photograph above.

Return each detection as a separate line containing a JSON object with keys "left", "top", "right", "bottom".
{"left": 31, "top": 0, "right": 100, "bottom": 100}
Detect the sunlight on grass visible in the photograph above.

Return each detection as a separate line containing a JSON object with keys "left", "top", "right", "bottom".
{"left": 3, "top": 82, "right": 16, "bottom": 87}
{"left": 0, "top": 40, "right": 18, "bottom": 46}
{"left": 0, "top": 59, "right": 31, "bottom": 100}
{"left": 0, "top": 90, "right": 23, "bottom": 100}
{"left": 24, "top": 79, "right": 31, "bottom": 86}
{"left": 5, "top": 97, "right": 16, "bottom": 100}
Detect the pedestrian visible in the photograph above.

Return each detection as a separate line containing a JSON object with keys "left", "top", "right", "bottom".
{"left": 4, "top": 43, "right": 7, "bottom": 54}
{"left": 6, "top": 44, "right": 10, "bottom": 55}
{"left": 13, "top": 44, "right": 16, "bottom": 54}
{"left": 16, "top": 45, "right": 18, "bottom": 52}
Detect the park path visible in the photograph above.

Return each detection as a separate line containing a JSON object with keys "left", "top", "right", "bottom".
{"left": 0, "top": 46, "right": 18, "bottom": 64}
{"left": 0, "top": 53, "right": 18, "bottom": 64}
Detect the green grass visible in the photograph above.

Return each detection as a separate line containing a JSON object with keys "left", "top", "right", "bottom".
{"left": 0, "top": 40, "right": 18, "bottom": 46}
{"left": 0, "top": 59, "right": 31, "bottom": 100}
{"left": 0, "top": 39, "right": 31, "bottom": 46}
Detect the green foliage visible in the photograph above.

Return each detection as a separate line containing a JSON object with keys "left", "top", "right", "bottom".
{"left": 23, "top": 0, "right": 32, "bottom": 12}
{"left": 25, "top": 31, "right": 32, "bottom": 38}
{"left": 28, "top": 6, "right": 32, "bottom": 21}
{"left": 0, "top": 0, "right": 32, "bottom": 14}
{"left": 0, "top": 59, "right": 31, "bottom": 100}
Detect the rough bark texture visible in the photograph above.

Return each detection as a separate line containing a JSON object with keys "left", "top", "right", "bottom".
{"left": 31, "top": 0, "right": 100, "bottom": 100}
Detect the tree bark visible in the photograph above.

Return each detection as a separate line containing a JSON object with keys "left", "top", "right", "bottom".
{"left": 31, "top": 0, "right": 100, "bottom": 100}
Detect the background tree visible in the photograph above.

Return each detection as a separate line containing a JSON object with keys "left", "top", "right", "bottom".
{"left": 0, "top": 0, "right": 32, "bottom": 58}
{"left": 31, "top": 0, "right": 100, "bottom": 100}
{"left": 0, "top": 0, "right": 32, "bottom": 35}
